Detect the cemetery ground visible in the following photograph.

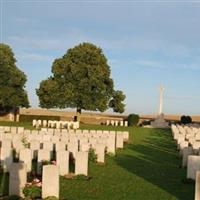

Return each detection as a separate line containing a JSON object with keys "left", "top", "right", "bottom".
{"left": 0, "top": 122, "right": 195, "bottom": 200}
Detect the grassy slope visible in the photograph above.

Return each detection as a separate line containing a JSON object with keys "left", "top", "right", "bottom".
{"left": 0, "top": 122, "right": 194, "bottom": 200}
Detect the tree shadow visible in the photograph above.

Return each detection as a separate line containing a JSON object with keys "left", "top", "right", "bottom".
{"left": 115, "top": 129, "right": 195, "bottom": 200}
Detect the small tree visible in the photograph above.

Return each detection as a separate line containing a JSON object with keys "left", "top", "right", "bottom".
{"left": 180, "top": 115, "right": 192, "bottom": 124}
{"left": 128, "top": 114, "right": 139, "bottom": 126}
{"left": 36, "top": 43, "right": 125, "bottom": 114}
{"left": 0, "top": 43, "right": 29, "bottom": 112}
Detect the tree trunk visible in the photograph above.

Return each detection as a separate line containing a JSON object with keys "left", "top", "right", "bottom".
{"left": 74, "top": 107, "right": 81, "bottom": 122}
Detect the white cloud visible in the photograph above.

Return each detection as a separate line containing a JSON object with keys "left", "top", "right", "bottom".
{"left": 16, "top": 52, "right": 53, "bottom": 62}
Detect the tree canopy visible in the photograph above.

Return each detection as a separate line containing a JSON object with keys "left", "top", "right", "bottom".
{"left": 0, "top": 43, "right": 29, "bottom": 111}
{"left": 36, "top": 42, "right": 125, "bottom": 113}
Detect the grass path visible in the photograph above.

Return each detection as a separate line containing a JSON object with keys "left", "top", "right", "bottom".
{"left": 0, "top": 122, "right": 195, "bottom": 199}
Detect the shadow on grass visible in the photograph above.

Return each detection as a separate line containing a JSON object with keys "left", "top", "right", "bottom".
{"left": 115, "top": 128, "right": 195, "bottom": 200}
{"left": 0, "top": 171, "right": 9, "bottom": 197}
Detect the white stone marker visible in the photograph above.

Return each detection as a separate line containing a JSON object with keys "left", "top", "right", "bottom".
{"left": 37, "top": 150, "right": 50, "bottom": 175}
{"left": 32, "top": 119, "right": 37, "bottom": 127}
{"left": 67, "top": 142, "right": 78, "bottom": 158}
{"left": 17, "top": 127, "right": 24, "bottom": 134}
{"left": 30, "top": 140, "right": 40, "bottom": 159}
{"left": 42, "top": 165, "right": 59, "bottom": 199}
{"left": 56, "top": 150, "right": 69, "bottom": 175}
{"left": 116, "top": 133, "right": 124, "bottom": 148}
{"left": 110, "top": 120, "right": 114, "bottom": 126}
{"left": 19, "top": 148, "right": 32, "bottom": 172}
{"left": 179, "top": 141, "right": 189, "bottom": 155}
{"left": 1, "top": 139, "right": 13, "bottom": 172}
{"left": 195, "top": 171, "right": 200, "bottom": 200}
{"left": 187, "top": 155, "right": 200, "bottom": 180}
{"left": 43, "top": 134, "right": 51, "bottom": 142}
{"left": 43, "top": 120, "right": 47, "bottom": 127}
{"left": 10, "top": 127, "right": 17, "bottom": 133}
{"left": 124, "top": 121, "right": 128, "bottom": 127}
{"left": 122, "top": 131, "right": 129, "bottom": 141}
{"left": 80, "top": 142, "right": 90, "bottom": 152}
{"left": 9, "top": 163, "right": 27, "bottom": 197}
{"left": 95, "top": 143, "right": 105, "bottom": 163}
{"left": 55, "top": 141, "right": 66, "bottom": 151}
{"left": 107, "top": 135, "right": 116, "bottom": 155}
{"left": 106, "top": 120, "right": 110, "bottom": 126}
{"left": 182, "top": 147, "right": 193, "bottom": 167}
{"left": 52, "top": 135, "right": 60, "bottom": 143}
{"left": 75, "top": 151, "right": 88, "bottom": 176}
{"left": 43, "top": 141, "right": 53, "bottom": 151}
{"left": 4, "top": 126, "right": 11, "bottom": 133}
{"left": 4, "top": 133, "right": 12, "bottom": 140}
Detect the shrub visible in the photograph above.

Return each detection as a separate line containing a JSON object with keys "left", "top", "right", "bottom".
{"left": 180, "top": 115, "right": 192, "bottom": 124}
{"left": 23, "top": 185, "right": 41, "bottom": 199}
{"left": 89, "top": 148, "right": 97, "bottom": 163}
{"left": 127, "top": 114, "right": 139, "bottom": 126}
{"left": 21, "top": 136, "right": 29, "bottom": 148}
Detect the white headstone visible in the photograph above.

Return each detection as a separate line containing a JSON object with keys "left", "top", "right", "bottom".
{"left": 1, "top": 139, "right": 13, "bottom": 172}
{"left": 67, "top": 142, "right": 78, "bottom": 158}
{"left": 124, "top": 121, "right": 128, "bottom": 127}
{"left": 116, "top": 133, "right": 124, "bottom": 149}
{"left": 122, "top": 131, "right": 129, "bottom": 141}
{"left": 56, "top": 150, "right": 69, "bottom": 176}
{"left": 42, "top": 165, "right": 59, "bottom": 199}
{"left": 75, "top": 151, "right": 88, "bottom": 176}
{"left": 30, "top": 140, "right": 40, "bottom": 159}
{"left": 17, "top": 127, "right": 24, "bottom": 134}
{"left": 37, "top": 150, "right": 50, "bottom": 175}
{"left": 95, "top": 143, "right": 105, "bottom": 163}
{"left": 9, "top": 163, "right": 27, "bottom": 197}
{"left": 80, "top": 142, "right": 90, "bottom": 152}
{"left": 195, "top": 171, "right": 200, "bottom": 200}
{"left": 107, "top": 134, "right": 116, "bottom": 155}
{"left": 187, "top": 155, "right": 200, "bottom": 180}
{"left": 55, "top": 141, "right": 66, "bottom": 152}
{"left": 19, "top": 148, "right": 32, "bottom": 172}
{"left": 182, "top": 147, "right": 193, "bottom": 167}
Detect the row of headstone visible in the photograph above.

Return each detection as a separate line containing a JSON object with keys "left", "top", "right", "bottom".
{"left": 5, "top": 146, "right": 89, "bottom": 175}
{"left": 0, "top": 126, "right": 24, "bottom": 133}
{"left": 171, "top": 124, "right": 200, "bottom": 200}
{"left": 171, "top": 124, "right": 200, "bottom": 168}
{"left": 0, "top": 126, "right": 129, "bottom": 139}
{"left": 106, "top": 120, "right": 128, "bottom": 127}
{"left": 0, "top": 128, "right": 129, "bottom": 173}
{"left": 32, "top": 119, "right": 80, "bottom": 129}
{"left": 9, "top": 163, "right": 60, "bottom": 198}
{"left": 0, "top": 128, "right": 129, "bottom": 145}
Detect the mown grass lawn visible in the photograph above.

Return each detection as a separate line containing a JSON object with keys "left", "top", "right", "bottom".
{"left": 0, "top": 122, "right": 195, "bottom": 200}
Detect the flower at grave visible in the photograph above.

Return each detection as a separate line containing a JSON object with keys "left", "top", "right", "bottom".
{"left": 33, "top": 178, "right": 40, "bottom": 183}
{"left": 51, "top": 160, "right": 56, "bottom": 165}
{"left": 25, "top": 182, "right": 32, "bottom": 187}
{"left": 36, "top": 181, "right": 42, "bottom": 187}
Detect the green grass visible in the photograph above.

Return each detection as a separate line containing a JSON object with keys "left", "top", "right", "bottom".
{"left": 0, "top": 121, "right": 34, "bottom": 130}
{"left": 0, "top": 122, "right": 195, "bottom": 200}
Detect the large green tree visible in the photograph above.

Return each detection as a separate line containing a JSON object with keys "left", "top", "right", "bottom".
{"left": 36, "top": 43, "right": 125, "bottom": 113}
{"left": 0, "top": 43, "right": 29, "bottom": 111}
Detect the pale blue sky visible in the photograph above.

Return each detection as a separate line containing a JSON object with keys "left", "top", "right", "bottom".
{"left": 1, "top": 0, "right": 200, "bottom": 115}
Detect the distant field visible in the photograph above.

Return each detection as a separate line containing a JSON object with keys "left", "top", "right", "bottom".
{"left": 0, "top": 123, "right": 195, "bottom": 200}
{"left": 20, "top": 108, "right": 200, "bottom": 123}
